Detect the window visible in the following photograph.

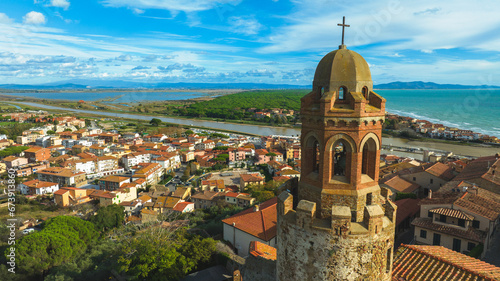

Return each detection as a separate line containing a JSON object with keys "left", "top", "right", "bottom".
{"left": 458, "top": 219, "right": 465, "bottom": 227}
{"left": 420, "top": 229, "right": 427, "bottom": 238}
{"left": 339, "top": 86, "right": 346, "bottom": 100}
{"left": 428, "top": 211, "right": 433, "bottom": 218}
{"left": 452, "top": 238, "right": 462, "bottom": 252}
{"left": 386, "top": 248, "right": 392, "bottom": 273}
{"left": 433, "top": 233, "right": 441, "bottom": 245}
{"left": 413, "top": 177, "right": 416, "bottom": 181}
{"left": 313, "top": 140, "right": 320, "bottom": 173}
{"left": 362, "top": 86, "right": 368, "bottom": 99}
{"left": 467, "top": 242, "right": 476, "bottom": 251}
{"left": 366, "top": 193, "right": 373, "bottom": 205}
{"left": 439, "top": 215, "right": 446, "bottom": 223}
{"left": 430, "top": 179, "right": 433, "bottom": 184}
{"left": 472, "top": 220, "right": 480, "bottom": 229}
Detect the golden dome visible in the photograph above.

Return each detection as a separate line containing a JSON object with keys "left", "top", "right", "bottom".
{"left": 313, "top": 47, "right": 372, "bottom": 94}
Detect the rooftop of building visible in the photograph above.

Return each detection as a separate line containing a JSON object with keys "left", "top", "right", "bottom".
{"left": 392, "top": 244, "right": 500, "bottom": 280}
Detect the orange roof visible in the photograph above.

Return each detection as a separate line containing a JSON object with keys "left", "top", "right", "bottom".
{"left": 37, "top": 167, "right": 85, "bottom": 177}
{"left": 382, "top": 175, "right": 420, "bottom": 193}
{"left": 429, "top": 207, "right": 474, "bottom": 220}
{"left": 249, "top": 241, "right": 277, "bottom": 261}
{"left": 394, "top": 198, "right": 420, "bottom": 226}
{"left": 222, "top": 197, "right": 277, "bottom": 241}
{"left": 54, "top": 189, "right": 69, "bottom": 195}
{"left": 425, "top": 162, "right": 455, "bottom": 181}
{"left": 172, "top": 201, "right": 193, "bottom": 212}
{"left": 22, "top": 179, "right": 58, "bottom": 189}
{"left": 100, "top": 175, "right": 129, "bottom": 183}
{"left": 240, "top": 173, "right": 264, "bottom": 182}
{"left": 393, "top": 244, "right": 500, "bottom": 280}
{"left": 24, "top": 146, "right": 45, "bottom": 153}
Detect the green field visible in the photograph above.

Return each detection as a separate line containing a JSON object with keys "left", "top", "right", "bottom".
{"left": 177, "top": 90, "right": 307, "bottom": 120}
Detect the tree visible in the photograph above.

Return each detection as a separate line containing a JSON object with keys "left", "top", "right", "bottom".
{"left": 185, "top": 129, "right": 194, "bottom": 135}
{"left": 118, "top": 227, "right": 216, "bottom": 281}
{"left": 43, "top": 216, "right": 98, "bottom": 245}
{"left": 150, "top": 118, "right": 162, "bottom": 127}
{"left": 10, "top": 216, "right": 97, "bottom": 277}
{"left": 47, "top": 130, "right": 56, "bottom": 135}
{"left": 90, "top": 204, "right": 125, "bottom": 232}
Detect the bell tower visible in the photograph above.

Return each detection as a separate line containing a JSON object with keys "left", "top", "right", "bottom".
{"left": 276, "top": 18, "right": 396, "bottom": 281}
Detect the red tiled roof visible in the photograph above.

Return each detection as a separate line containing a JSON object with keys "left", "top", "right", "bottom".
{"left": 273, "top": 176, "right": 291, "bottom": 182}
{"left": 382, "top": 175, "right": 420, "bottom": 193}
{"left": 240, "top": 173, "right": 264, "bottom": 182}
{"left": 222, "top": 197, "right": 277, "bottom": 241}
{"left": 172, "top": 202, "right": 193, "bottom": 212}
{"left": 394, "top": 198, "right": 420, "bottom": 226}
{"left": 424, "top": 162, "right": 455, "bottom": 181}
{"left": 455, "top": 192, "right": 500, "bottom": 221}
{"left": 455, "top": 155, "right": 498, "bottom": 181}
{"left": 411, "top": 217, "right": 485, "bottom": 243}
{"left": 393, "top": 244, "right": 500, "bottom": 280}
{"left": 429, "top": 207, "right": 474, "bottom": 220}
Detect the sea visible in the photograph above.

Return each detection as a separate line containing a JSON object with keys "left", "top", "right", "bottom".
{"left": 377, "top": 89, "right": 500, "bottom": 138}
{"left": 5, "top": 88, "right": 500, "bottom": 138}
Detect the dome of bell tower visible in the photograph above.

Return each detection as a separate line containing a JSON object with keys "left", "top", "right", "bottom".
{"left": 313, "top": 46, "right": 373, "bottom": 94}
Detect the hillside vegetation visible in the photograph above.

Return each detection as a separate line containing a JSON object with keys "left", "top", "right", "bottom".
{"left": 176, "top": 90, "right": 307, "bottom": 120}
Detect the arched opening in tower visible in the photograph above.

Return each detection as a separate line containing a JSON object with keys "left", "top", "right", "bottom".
{"left": 331, "top": 139, "right": 351, "bottom": 183}
{"left": 313, "top": 140, "right": 320, "bottom": 173}
{"left": 361, "top": 137, "right": 377, "bottom": 181}
{"left": 304, "top": 135, "right": 321, "bottom": 176}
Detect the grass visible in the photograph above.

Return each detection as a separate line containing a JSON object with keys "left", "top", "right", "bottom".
{"left": 0, "top": 202, "right": 71, "bottom": 221}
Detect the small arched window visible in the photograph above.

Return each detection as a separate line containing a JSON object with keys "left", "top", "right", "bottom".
{"left": 339, "top": 86, "right": 346, "bottom": 100}
{"left": 313, "top": 140, "right": 320, "bottom": 173}
{"left": 321, "top": 87, "right": 325, "bottom": 96}
{"left": 362, "top": 86, "right": 368, "bottom": 99}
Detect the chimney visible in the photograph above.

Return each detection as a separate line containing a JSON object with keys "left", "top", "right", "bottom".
{"left": 254, "top": 204, "right": 260, "bottom": 212}
{"left": 427, "top": 190, "right": 432, "bottom": 199}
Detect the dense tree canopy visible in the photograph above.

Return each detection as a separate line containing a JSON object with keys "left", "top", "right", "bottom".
{"left": 0, "top": 146, "right": 30, "bottom": 158}
{"left": 149, "top": 118, "right": 162, "bottom": 126}
{"left": 90, "top": 204, "right": 125, "bottom": 232}
{"left": 118, "top": 228, "right": 217, "bottom": 281}
{"left": 9, "top": 216, "right": 99, "bottom": 277}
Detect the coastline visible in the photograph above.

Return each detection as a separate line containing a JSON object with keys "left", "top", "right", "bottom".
{"left": 10, "top": 101, "right": 499, "bottom": 158}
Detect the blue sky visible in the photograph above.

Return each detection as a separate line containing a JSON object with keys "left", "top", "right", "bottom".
{"left": 0, "top": 0, "right": 500, "bottom": 86}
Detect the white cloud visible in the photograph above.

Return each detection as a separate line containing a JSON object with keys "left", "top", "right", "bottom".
{"left": 0, "top": 13, "right": 13, "bottom": 24}
{"left": 102, "top": 0, "right": 241, "bottom": 14}
{"left": 132, "top": 8, "right": 145, "bottom": 14}
{"left": 228, "top": 16, "right": 262, "bottom": 35}
{"left": 259, "top": 0, "right": 500, "bottom": 54}
{"left": 23, "top": 11, "right": 46, "bottom": 25}
{"left": 50, "top": 0, "right": 70, "bottom": 10}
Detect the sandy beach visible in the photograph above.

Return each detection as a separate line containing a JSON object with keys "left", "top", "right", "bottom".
{"left": 384, "top": 136, "right": 499, "bottom": 158}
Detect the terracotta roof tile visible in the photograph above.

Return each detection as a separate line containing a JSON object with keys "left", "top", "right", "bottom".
{"left": 411, "top": 217, "right": 485, "bottom": 243}
{"left": 222, "top": 197, "right": 277, "bottom": 241}
{"left": 429, "top": 207, "right": 474, "bottom": 220}
{"left": 394, "top": 198, "right": 420, "bottom": 226}
{"left": 382, "top": 175, "right": 420, "bottom": 193}
{"left": 393, "top": 244, "right": 500, "bottom": 280}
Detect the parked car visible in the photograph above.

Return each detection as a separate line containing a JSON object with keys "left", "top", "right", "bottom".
{"left": 22, "top": 228, "right": 35, "bottom": 235}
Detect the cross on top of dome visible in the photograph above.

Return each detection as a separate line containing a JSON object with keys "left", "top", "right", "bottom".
{"left": 337, "top": 16, "right": 350, "bottom": 49}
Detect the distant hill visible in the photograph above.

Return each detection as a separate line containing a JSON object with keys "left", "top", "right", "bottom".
{"left": 0, "top": 80, "right": 499, "bottom": 90}
{"left": 0, "top": 80, "right": 309, "bottom": 90}
{"left": 374, "top": 81, "right": 500, "bottom": 89}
